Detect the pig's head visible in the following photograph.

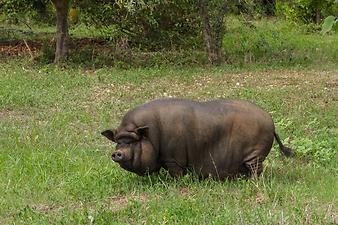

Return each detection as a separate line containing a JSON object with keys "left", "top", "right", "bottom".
{"left": 101, "top": 126, "right": 160, "bottom": 176}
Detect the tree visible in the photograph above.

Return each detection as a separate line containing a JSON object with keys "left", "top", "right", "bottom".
{"left": 1, "top": 0, "right": 51, "bottom": 23}
{"left": 51, "top": 0, "right": 70, "bottom": 62}
{"left": 198, "top": 0, "right": 229, "bottom": 64}
{"left": 76, "top": 0, "right": 200, "bottom": 50}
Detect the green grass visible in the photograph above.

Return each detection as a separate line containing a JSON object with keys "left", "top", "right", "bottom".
{"left": 0, "top": 59, "right": 337, "bottom": 224}
{"left": 223, "top": 17, "right": 338, "bottom": 66}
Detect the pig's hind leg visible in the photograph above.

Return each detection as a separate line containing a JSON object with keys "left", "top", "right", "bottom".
{"left": 244, "top": 157, "right": 264, "bottom": 179}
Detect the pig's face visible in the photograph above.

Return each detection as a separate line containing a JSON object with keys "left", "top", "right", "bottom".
{"left": 101, "top": 127, "right": 160, "bottom": 176}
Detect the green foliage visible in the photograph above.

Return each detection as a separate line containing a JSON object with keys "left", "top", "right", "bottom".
{"left": 276, "top": 118, "right": 337, "bottom": 166}
{"left": 75, "top": 0, "right": 201, "bottom": 50}
{"left": 3, "top": 18, "right": 337, "bottom": 68}
{"left": 1, "top": 0, "right": 54, "bottom": 24}
{"left": 291, "top": 136, "right": 336, "bottom": 166}
{"left": 276, "top": 0, "right": 337, "bottom": 24}
{"left": 231, "top": 0, "right": 276, "bottom": 18}
{"left": 36, "top": 40, "right": 55, "bottom": 64}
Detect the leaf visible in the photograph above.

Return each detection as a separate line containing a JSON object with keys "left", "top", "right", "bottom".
{"left": 320, "top": 16, "right": 336, "bottom": 35}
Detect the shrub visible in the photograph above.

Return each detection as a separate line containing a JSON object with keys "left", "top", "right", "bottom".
{"left": 276, "top": 0, "right": 337, "bottom": 24}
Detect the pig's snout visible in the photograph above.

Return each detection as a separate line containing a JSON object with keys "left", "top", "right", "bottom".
{"left": 112, "top": 150, "right": 124, "bottom": 162}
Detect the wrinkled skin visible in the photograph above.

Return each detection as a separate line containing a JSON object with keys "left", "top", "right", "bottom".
{"left": 102, "top": 98, "right": 293, "bottom": 180}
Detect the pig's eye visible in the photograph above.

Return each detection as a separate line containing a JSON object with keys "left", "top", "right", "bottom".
{"left": 116, "top": 137, "right": 136, "bottom": 145}
{"left": 116, "top": 142, "right": 131, "bottom": 149}
{"left": 116, "top": 143, "right": 125, "bottom": 148}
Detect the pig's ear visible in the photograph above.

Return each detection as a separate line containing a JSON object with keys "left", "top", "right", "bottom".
{"left": 135, "top": 126, "right": 149, "bottom": 138}
{"left": 101, "top": 129, "right": 116, "bottom": 142}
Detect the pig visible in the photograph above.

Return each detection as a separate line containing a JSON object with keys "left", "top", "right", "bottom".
{"left": 101, "top": 98, "right": 293, "bottom": 179}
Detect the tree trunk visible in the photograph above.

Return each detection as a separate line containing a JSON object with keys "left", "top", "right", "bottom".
{"left": 213, "top": 2, "right": 228, "bottom": 63}
{"left": 315, "top": 8, "right": 321, "bottom": 24}
{"left": 52, "top": 0, "right": 69, "bottom": 63}
{"left": 199, "top": 0, "right": 218, "bottom": 64}
{"left": 198, "top": 0, "right": 228, "bottom": 64}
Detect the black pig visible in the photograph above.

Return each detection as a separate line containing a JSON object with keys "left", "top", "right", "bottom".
{"left": 102, "top": 98, "right": 293, "bottom": 179}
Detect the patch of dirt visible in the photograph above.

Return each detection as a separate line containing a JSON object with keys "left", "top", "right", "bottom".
{"left": 0, "top": 109, "right": 29, "bottom": 121}
{"left": 255, "top": 191, "right": 266, "bottom": 204}
{"left": 107, "top": 194, "right": 149, "bottom": 211}
{"left": 179, "top": 187, "right": 193, "bottom": 197}
{"left": 0, "top": 38, "right": 109, "bottom": 57}
{"left": 29, "top": 193, "right": 150, "bottom": 216}
{"left": 88, "top": 83, "right": 122, "bottom": 103}
{"left": 0, "top": 40, "right": 41, "bottom": 57}
{"left": 85, "top": 69, "right": 338, "bottom": 111}
{"left": 243, "top": 190, "right": 267, "bottom": 207}
{"left": 323, "top": 204, "right": 338, "bottom": 224}
{"left": 31, "top": 203, "right": 65, "bottom": 214}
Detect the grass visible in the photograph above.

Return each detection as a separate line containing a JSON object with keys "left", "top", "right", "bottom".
{"left": 0, "top": 58, "right": 337, "bottom": 224}
{"left": 222, "top": 17, "right": 338, "bottom": 66}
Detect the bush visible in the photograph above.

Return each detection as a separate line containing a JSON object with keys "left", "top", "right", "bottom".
{"left": 1, "top": 0, "right": 55, "bottom": 25}
{"left": 38, "top": 40, "right": 54, "bottom": 63}
{"left": 76, "top": 0, "right": 202, "bottom": 51}
{"left": 276, "top": 0, "right": 337, "bottom": 24}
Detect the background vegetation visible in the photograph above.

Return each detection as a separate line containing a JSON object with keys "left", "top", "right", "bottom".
{"left": 1, "top": 0, "right": 337, "bottom": 63}
{"left": 0, "top": 0, "right": 337, "bottom": 224}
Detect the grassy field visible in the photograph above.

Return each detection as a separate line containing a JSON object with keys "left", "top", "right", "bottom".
{"left": 0, "top": 58, "right": 337, "bottom": 224}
